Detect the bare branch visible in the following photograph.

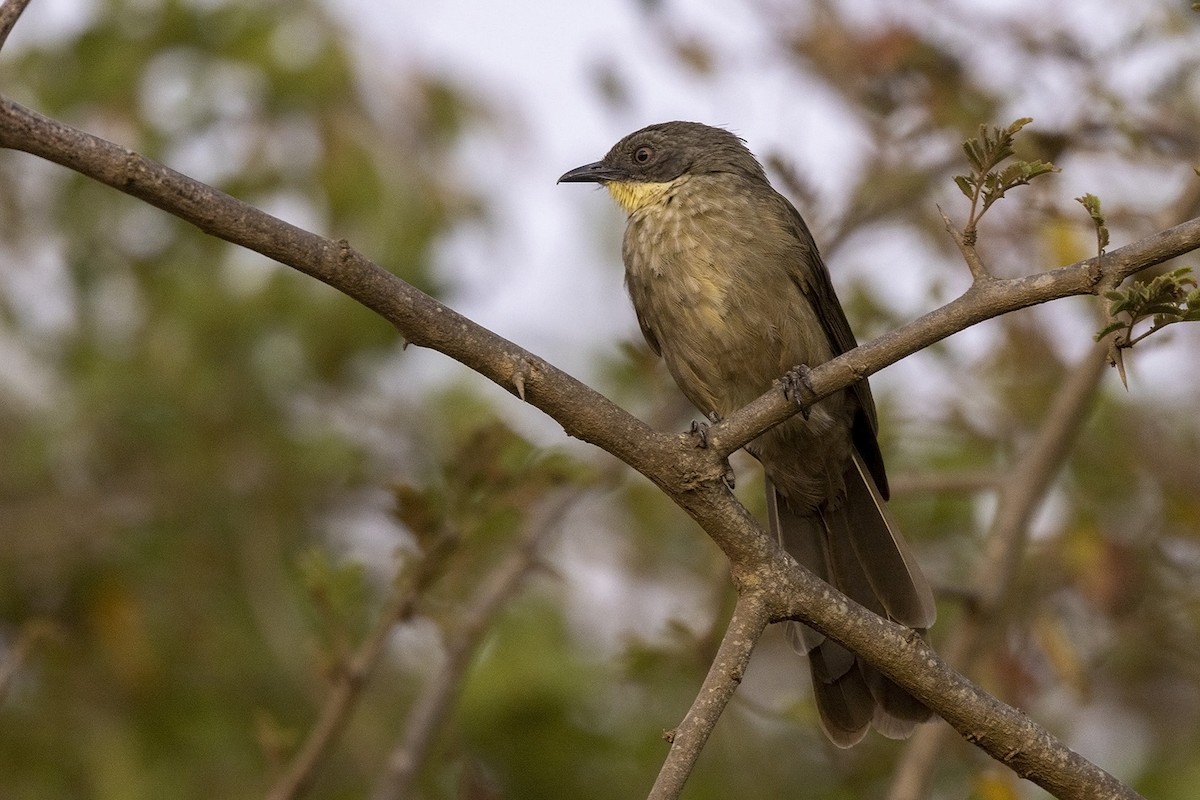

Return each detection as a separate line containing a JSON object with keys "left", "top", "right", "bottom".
{"left": 787, "top": 576, "right": 1138, "bottom": 800}
{"left": 939, "top": 204, "right": 993, "bottom": 282}
{"left": 0, "top": 94, "right": 687, "bottom": 536}
{"left": 976, "top": 346, "right": 1108, "bottom": 612}
{"left": 702, "top": 214, "right": 1200, "bottom": 462}
{"left": 886, "top": 341, "right": 1112, "bottom": 800}
{"left": 0, "top": 0, "right": 33, "bottom": 53}
{"left": 647, "top": 594, "right": 769, "bottom": 800}
{"left": 371, "top": 494, "right": 570, "bottom": 800}
{"left": 887, "top": 469, "right": 1001, "bottom": 496}
{"left": 266, "top": 539, "right": 458, "bottom": 800}
{"left": 0, "top": 619, "right": 51, "bottom": 704}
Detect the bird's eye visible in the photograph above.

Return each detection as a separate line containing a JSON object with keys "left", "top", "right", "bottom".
{"left": 633, "top": 146, "right": 654, "bottom": 164}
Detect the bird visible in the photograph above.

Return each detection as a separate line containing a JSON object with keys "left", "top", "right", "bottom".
{"left": 558, "top": 121, "right": 936, "bottom": 747}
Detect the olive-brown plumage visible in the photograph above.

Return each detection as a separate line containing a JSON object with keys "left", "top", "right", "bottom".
{"left": 560, "top": 121, "right": 936, "bottom": 746}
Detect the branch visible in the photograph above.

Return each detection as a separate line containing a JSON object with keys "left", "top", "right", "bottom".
{"left": 0, "top": 619, "right": 51, "bottom": 704}
{"left": 702, "top": 217, "right": 1200, "bottom": 461}
{"left": 2, "top": 92, "right": 1198, "bottom": 569}
{"left": 886, "top": 341, "right": 1112, "bottom": 800}
{"left": 940, "top": 204, "right": 993, "bottom": 282}
{"left": 371, "top": 494, "right": 569, "bottom": 800}
{"left": 887, "top": 469, "right": 1001, "bottom": 496}
{"left": 265, "top": 536, "right": 458, "bottom": 800}
{"left": 0, "top": 92, "right": 702, "bottom": 544}
{"left": 0, "top": 0, "right": 31, "bottom": 52}
{"left": 776, "top": 563, "right": 1137, "bottom": 800}
{"left": 647, "top": 594, "right": 769, "bottom": 800}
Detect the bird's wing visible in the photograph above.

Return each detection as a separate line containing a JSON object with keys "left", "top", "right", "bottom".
{"left": 634, "top": 308, "right": 662, "bottom": 356}
{"left": 777, "top": 194, "right": 890, "bottom": 498}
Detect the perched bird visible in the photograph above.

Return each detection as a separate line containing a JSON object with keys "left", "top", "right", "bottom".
{"left": 559, "top": 121, "right": 936, "bottom": 746}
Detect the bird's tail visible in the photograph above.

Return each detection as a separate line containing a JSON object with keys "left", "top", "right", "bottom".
{"left": 767, "top": 450, "right": 936, "bottom": 747}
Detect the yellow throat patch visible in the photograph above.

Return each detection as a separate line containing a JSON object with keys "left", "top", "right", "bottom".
{"left": 604, "top": 180, "right": 677, "bottom": 214}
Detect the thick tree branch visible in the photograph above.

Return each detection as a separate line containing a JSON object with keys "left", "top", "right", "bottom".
{"left": 765, "top": 530, "right": 1138, "bottom": 800}
{"left": 4, "top": 60, "right": 1194, "bottom": 796}
{"left": 647, "top": 594, "right": 768, "bottom": 800}
{"left": 0, "top": 92, "right": 709, "bottom": 536}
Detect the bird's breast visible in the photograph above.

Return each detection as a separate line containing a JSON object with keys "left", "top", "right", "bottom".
{"left": 622, "top": 189, "right": 791, "bottom": 416}
{"left": 624, "top": 200, "right": 732, "bottom": 335}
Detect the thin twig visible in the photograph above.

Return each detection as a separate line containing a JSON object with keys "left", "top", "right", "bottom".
{"left": 0, "top": 620, "right": 50, "bottom": 704}
{"left": 370, "top": 493, "right": 571, "bottom": 800}
{"left": 0, "top": 0, "right": 33, "bottom": 53}
{"left": 939, "top": 204, "right": 992, "bottom": 282}
{"left": 647, "top": 594, "right": 769, "bottom": 800}
{"left": 885, "top": 340, "right": 1111, "bottom": 800}
{"left": 266, "top": 543, "right": 456, "bottom": 800}
{"left": 887, "top": 469, "right": 1001, "bottom": 496}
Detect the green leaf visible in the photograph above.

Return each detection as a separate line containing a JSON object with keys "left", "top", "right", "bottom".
{"left": 1008, "top": 117, "right": 1034, "bottom": 134}
{"left": 1094, "top": 266, "right": 1200, "bottom": 350}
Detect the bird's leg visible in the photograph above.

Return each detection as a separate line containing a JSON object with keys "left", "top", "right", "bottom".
{"left": 689, "top": 413, "right": 736, "bottom": 491}
{"left": 780, "top": 364, "right": 815, "bottom": 420}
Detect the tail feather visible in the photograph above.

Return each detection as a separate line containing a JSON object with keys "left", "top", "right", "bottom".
{"left": 811, "top": 659, "right": 875, "bottom": 748}
{"left": 769, "top": 483, "right": 839, "bottom": 660}
{"left": 842, "top": 450, "right": 936, "bottom": 629}
{"left": 864, "top": 663, "right": 932, "bottom": 733}
{"left": 767, "top": 454, "right": 936, "bottom": 747}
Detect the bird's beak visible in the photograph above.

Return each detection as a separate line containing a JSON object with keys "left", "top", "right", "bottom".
{"left": 557, "top": 160, "right": 626, "bottom": 184}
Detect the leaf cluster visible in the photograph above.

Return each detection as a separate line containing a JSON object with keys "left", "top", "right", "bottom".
{"left": 1097, "top": 267, "right": 1200, "bottom": 346}
{"left": 954, "top": 118, "right": 1057, "bottom": 235}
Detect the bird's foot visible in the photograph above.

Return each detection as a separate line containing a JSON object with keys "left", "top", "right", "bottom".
{"left": 688, "top": 411, "right": 722, "bottom": 448}
{"left": 780, "top": 365, "right": 815, "bottom": 420}
{"left": 689, "top": 415, "right": 735, "bottom": 490}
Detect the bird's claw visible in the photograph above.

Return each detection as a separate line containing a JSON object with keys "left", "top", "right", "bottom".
{"left": 689, "top": 415, "right": 735, "bottom": 490}
{"left": 689, "top": 412, "right": 722, "bottom": 449}
{"left": 780, "top": 365, "right": 815, "bottom": 419}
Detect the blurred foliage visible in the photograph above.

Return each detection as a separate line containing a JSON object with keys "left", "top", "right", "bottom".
{"left": 1, "top": 1, "right": 1200, "bottom": 800}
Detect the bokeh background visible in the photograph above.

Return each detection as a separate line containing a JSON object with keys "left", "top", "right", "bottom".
{"left": 2, "top": 0, "right": 1200, "bottom": 798}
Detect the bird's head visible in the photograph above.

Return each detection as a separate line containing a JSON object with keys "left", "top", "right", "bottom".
{"left": 558, "top": 121, "right": 766, "bottom": 213}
